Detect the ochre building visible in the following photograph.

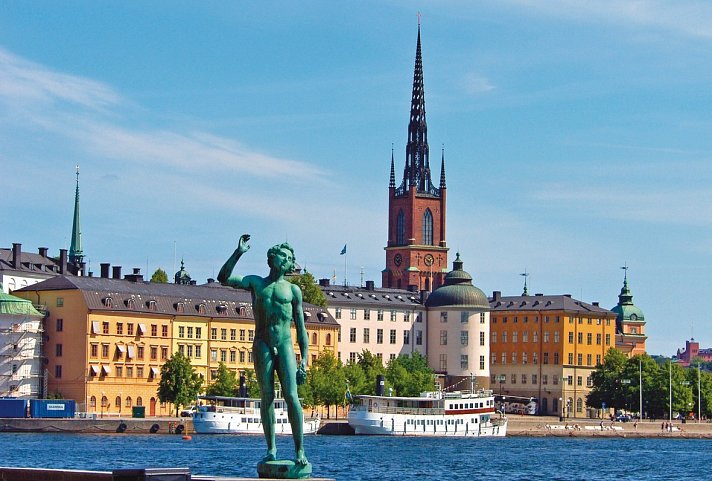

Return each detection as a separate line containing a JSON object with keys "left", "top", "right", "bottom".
{"left": 15, "top": 271, "right": 338, "bottom": 415}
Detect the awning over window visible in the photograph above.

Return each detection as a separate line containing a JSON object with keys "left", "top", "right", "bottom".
{"left": 127, "top": 345, "right": 135, "bottom": 359}
{"left": 138, "top": 324, "right": 147, "bottom": 335}
{"left": 89, "top": 365, "right": 99, "bottom": 375}
{"left": 116, "top": 344, "right": 126, "bottom": 354}
{"left": 101, "top": 365, "right": 111, "bottom": 375}
{"left": 91, "top": 321, "right": 100, "bottom": 334}
{"left": 150, "top": 367, "right": 160, "bottom": 378}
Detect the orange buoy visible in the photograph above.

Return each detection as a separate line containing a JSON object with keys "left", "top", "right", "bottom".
{"left": 182, "top": 435, "right": 192, "bottom": 441}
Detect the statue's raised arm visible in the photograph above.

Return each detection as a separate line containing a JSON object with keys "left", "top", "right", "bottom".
{"left": 217, "top": 234, "right": 251, "bottom": 288}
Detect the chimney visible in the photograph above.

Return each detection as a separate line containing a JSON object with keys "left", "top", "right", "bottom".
{"left": 100, "top": 263, "right": 110, "bottom": 278}
{"left": 190, "top": 280, "right": 197, "bottom": 285}
{"left": 592, "top": 302, "right": 599, "bottom": 307}
{"left": 59, "top": 249, "right": 68, "bottom": 275}
{"left": 318, "top": 278, "right": 330, "bottom": 287}
{"left": 125, "top": 268, "right": 144, "bottom": 283}
{"left": 492, "top": 291, "right": 501, "bottom": 301}
{"left": 407, "top": 284, "right": 418, "bottom": 293}
{"left": 12, "top": 243, "right": 21, "bottom": 269}
{"left": 420, "top": 289, "right": 430, "bottom": 304}
{"left": 563, "top": 294, "right": 572, "bottom": 298}
{"left": 38, "top": 247, "right": 48, "bottom": 257}
{"left": 365, "top": 280, "right": 375, "bottom": 291}
{"left": 79, "top": 261, "right": 86, "bottom": 277}
{"left": 535, "top": 293, "right": 544, "bottom": 297}
{"left": 112, "top": 266, "right": 122, "bottom": 279}
{"left": 207, "top": 278, "right": 215, "bottom": 284}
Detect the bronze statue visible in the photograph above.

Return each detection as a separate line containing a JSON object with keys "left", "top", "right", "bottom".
{"left": 218, "top": 234, "right": 310, "bottom": 476}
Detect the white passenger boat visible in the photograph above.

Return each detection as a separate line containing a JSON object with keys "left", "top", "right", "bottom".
{"left": 347, "top": 388, "right": 507, "bottom": 437}
{"left": 191, "top": 395, "right": 320, "bottom": 435}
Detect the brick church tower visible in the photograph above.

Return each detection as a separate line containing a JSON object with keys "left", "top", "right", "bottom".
{"left": 383, "top": 25, "right": 448, "bottom": 292}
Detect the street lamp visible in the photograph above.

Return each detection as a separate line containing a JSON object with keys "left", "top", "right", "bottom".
{"left": 496, "top": 374, "right": 506, "bottom": 396}
{"left": 101, "top": 391, "right": 105, "bottom": 419}
{"left": 622, "top": 379, "right": 631, "bottom": 415}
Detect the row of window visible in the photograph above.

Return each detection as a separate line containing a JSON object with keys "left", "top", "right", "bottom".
{"left": 348, "top": 328, "right": 423, "bottom": 346}
{"left": 492, "top": 315, "right": 612, "bottom": 326}
{"left": 88, "top": 343, "right": 169, "bottom": 361}
{"left": 335, "top": 308, "right": 422, "bottom": 322}
{"left": 439, "top": 312, "right": 487, "bottom": 324}
{"left": 89, "top": 395, "right": 153, "bottom": 409}
{"left": 438, "top": 354, "right": 486, "bottom": 371}
{"left": 490, "top": 331, "right": 611, "bottom": 346}
{"left": 438, "top": 330, "right": 486, "bottom": 347}
{"left": 491, "top": 373, "right": 593, "bottom": 388}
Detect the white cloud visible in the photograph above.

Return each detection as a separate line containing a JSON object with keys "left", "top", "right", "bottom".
{"left": 461, "top": 72, "right": 496, "bottom": 95}
{"left": 499, "top": 0, "right": 712, "bottom": 39}
{"left": 0, "top": 46, "right": 324, "bottom": 182}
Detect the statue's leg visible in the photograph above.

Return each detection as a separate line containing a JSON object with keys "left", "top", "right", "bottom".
{"left": 254, "top": 339, "right": 277, "bottom": 461}
{"left": 276, "top": 343, "right": 307, "bottom": 465}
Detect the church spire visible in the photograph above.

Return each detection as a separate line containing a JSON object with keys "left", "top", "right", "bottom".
{"left": 520, "top": 270, "right": 529, "bottom": 296}
{"left": 439, "top": 145, "right": 446, "bottom": 189}
{"left": 400, "top": 23, "right": 435, "bottom": 195}
{"left": 389, "top": 144, "right": 396, "bottom": 188}
{"left": 69, "top": 165, "right": 83, "bottom": 267}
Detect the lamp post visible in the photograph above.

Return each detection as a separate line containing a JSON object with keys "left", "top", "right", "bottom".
{"left": 497, "top": 375, "right": 506, "bottom": 396}
{"left": 621, "top": 379, "right": 631, "bottom": 417}
{"left": 639, "top": 357, "right": 643, "bottom": 420}
{"left": 698, "top": 363, "right": 702, "bottom": 423}
{"left": 559, "top": 397, "right": 564, "bottom": 422}
{"left": 101, "top": 391, "right": 105, "bottom": 419}
{"left": 668, "top": 361, "right": 672, "bottom": 424}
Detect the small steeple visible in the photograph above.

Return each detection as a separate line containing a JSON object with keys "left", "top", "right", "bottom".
{"left": 618, "top": 264, "right": 633, "bottom": 305}
{"left": 389, "top": 144, "right": 396, "bottom": 188}
{"left": 439, "top": 145, "right": 446, "bottom": 189}
{"left": 520, "top": 270, "right": 529, "bottom": 296}
{"left": 69, "top": 165, "right": 83, "bottom": 267}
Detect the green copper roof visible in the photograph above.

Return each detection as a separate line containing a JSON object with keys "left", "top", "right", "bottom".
{"left": 0, "top": 291, "right": 43, "bottom": 316}
{"left": 425, "top": 253, "right": 489, "bottom": 309}
{"left": 69, "top": 166, "right": 83, "bottom": 264}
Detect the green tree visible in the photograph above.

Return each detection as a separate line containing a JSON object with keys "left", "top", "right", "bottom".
{"left": 288, "top": 272, "right": 327, "bottom": 307}
{"left": 587, "top": 348, "right": 629, "bottom": 411}
{"left": 151, "top": 268, "right": 169, "bottom": 283}
{"left": 242, "top": 369, "right": 261, "bottom": 398}
{"left": 308, "top": 351, "right": 346, "bottom": 419}
{"left": 386, "top": 352, "right": 435, "bottom": 397}
{"left": 205, "top": 362, "right": 238, "bottom": 397}
{"left": 343, "top": 360, "right": 368, "bottom": 397}
{"left": 357, "top": 350, "right": 386, "bottom": 395}
{"left": 158, "top": 351, "right": 203, "bottom": 416}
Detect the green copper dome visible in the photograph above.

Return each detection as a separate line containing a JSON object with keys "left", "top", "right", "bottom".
{"left": 610, "top": 274, "right": 644, "bottom": 322}
{"left": 425, "top": 253, "right": 489, "bottom": 309}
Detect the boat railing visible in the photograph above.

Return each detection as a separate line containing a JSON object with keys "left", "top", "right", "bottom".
{"left": 365, "top": 406, "right": 445, "bottom": 416}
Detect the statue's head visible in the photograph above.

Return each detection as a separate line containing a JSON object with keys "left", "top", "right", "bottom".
{"left": 267, "top": 242, "right": 296, "bottom": 274}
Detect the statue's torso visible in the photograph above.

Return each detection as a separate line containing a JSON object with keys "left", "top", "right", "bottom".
{"left": 252, "top": 278, "right": 294, "bottom": 347}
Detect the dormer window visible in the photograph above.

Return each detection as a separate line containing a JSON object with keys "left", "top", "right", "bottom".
{"left": 239, "top": 306, "right": 246, "bottom": 316}
{"left": 146, "top": 300, "right": 157, "bottom": 311}
{"left": 126, "top": 298, "right": 136, "bottom": 309}
{"left": 216, "top": 305, "right": 228, "bottom": 316}
{"left": 197, "top": 303, "right": 206, "bottom": 314}
{"left": 175, "top": 302, "right": 185, "bottom": 313}
{"left": 103, "top": 297, "right": 113, "bottom": 308}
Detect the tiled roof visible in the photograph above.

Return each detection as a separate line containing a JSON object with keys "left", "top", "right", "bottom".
{"left": 0, "top": 248, "right": 62, "bottom": 276}
{"left": 489, "top": 294, "right": 614, "bottom": 315}
{"left": 319, "top": 284, "right": 423, "bottom": 309}
{"left": 16, "top": 276, "right": 338, "bottom": 327}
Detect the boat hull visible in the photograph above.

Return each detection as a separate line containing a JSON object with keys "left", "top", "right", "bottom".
{"left": 348, "top": 412, "right": 507, "bottom": 437}
{"left": 192, "top": 412, "right": 320, "bottom": 435}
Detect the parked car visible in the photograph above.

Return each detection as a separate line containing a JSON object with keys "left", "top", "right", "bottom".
{"left": 615, "top": 413, "right": 633, "bottom": 422}
{"left": 180, "top": 406, "right": 196, "bottom": 417}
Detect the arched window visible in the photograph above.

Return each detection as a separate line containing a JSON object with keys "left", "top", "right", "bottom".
{"left": 137, "top": 396, "right": 143, "bottom": 406}
{"left": 576, "top": 398, "right": 583, "bottom": 413}
{"left": 115, "top": 396, "right": 121, "bottom": 408}
{"left": 125, "top": 396, "right": 132, "bottom": 407}
{"left": 396, "top": 210, "right": 405, "bottom": 245}
{"left": 101, "top": 396, "right": 108, "bottom": 408}
{"left": 422, "top": 209, "right": 433, "bottom": 245}
{"left": 311, "top": 333, "right": 317, "bottom": 345}
{"left": 90, "top": 396, "right": 96, "bottom": 408}
{"left": 326, "top": 333, "right": 332, "bottom": 346}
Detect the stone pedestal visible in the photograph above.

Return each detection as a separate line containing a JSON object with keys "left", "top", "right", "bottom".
{"left": 256, "top": 460, "right": 312, "bottom": 479}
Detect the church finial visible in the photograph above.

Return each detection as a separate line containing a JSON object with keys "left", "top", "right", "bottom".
{"left": 439, "top": 144, "right": 446, "bottom": 189}
{"left": 618, "top": 264, "right": 633, "bottom": 304}
{"left": 389, "top": 144, "right": 396, "bottom": 188}
{"left": 520, "top": 270, "right": 529, "bottom": 296}
{"left": 69, "top": 165, "right": 84, "bottom": 267}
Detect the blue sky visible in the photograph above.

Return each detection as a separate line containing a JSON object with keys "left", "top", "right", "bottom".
{"left": 2, "top": 1, "right": 711, "bottom": 356}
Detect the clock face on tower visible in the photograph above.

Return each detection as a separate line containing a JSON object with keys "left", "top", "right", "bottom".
{"left": 394, "top": 253, "right": 403, "bottom": 266}
{"left": 424, "top": 254, "right": 434, "bottom": 266}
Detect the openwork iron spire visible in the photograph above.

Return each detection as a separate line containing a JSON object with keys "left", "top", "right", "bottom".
{"left": 396, "top": 24, "right": 437, "bottom": 197}
{"left": 69, "top": 165, "right": 83, "bottom": 265}
{"left": 389, "top": 144, "right": 396, "bottom": 188}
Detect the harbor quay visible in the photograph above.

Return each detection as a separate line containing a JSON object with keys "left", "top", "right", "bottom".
{"left": 2, "top": 415, "right": 712, "bottom": 438}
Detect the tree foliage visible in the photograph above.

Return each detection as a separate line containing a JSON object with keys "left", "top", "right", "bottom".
{"left": 158, "top": 351, "right": 203, "bottom": 416}
{"left": 205, "top": 362, "right": 238, "bottom": 397}
{"left": 588, "top": 350, "right": 712, "bottom": 419}
{"left": 151, "top": 268, "right": 169, "bottom": 283}
{"left": 306, "top": 350, "right": 346, "bottom": 418}
{"left": 288, "top": 272, "right": 327, "bottom": 307}
{"left": 386, "top": 352, "right": 435, "bottom": 397}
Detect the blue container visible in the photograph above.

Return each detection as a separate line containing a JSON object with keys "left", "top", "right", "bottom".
{"left": 29, "top": 399, "right": 76, "bottom": 418}
{"left": 0, "top": 399, "right": 27, "bottom": 418}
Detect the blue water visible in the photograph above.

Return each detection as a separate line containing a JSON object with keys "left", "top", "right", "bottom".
{"left": 0, "top": 433, "right": 709, "bottom": 480}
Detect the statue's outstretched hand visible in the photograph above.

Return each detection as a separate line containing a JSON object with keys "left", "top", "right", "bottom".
{"left": 296, "top": 359, "right": 307, "bottom": 385}
{"left": 237, "top": 234, "right": 251, "bottom": 255}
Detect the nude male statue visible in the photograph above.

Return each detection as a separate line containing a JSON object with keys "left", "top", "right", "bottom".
{"left": 217, "top": 234, "right": 309, "bottom": 466}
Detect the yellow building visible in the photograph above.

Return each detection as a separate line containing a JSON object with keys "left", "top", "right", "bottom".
{"left": 489, "top": 291, "right": 617, "bottom": 418}
{"left": 15, "top": 271, "right": 339, "bottom": 416}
